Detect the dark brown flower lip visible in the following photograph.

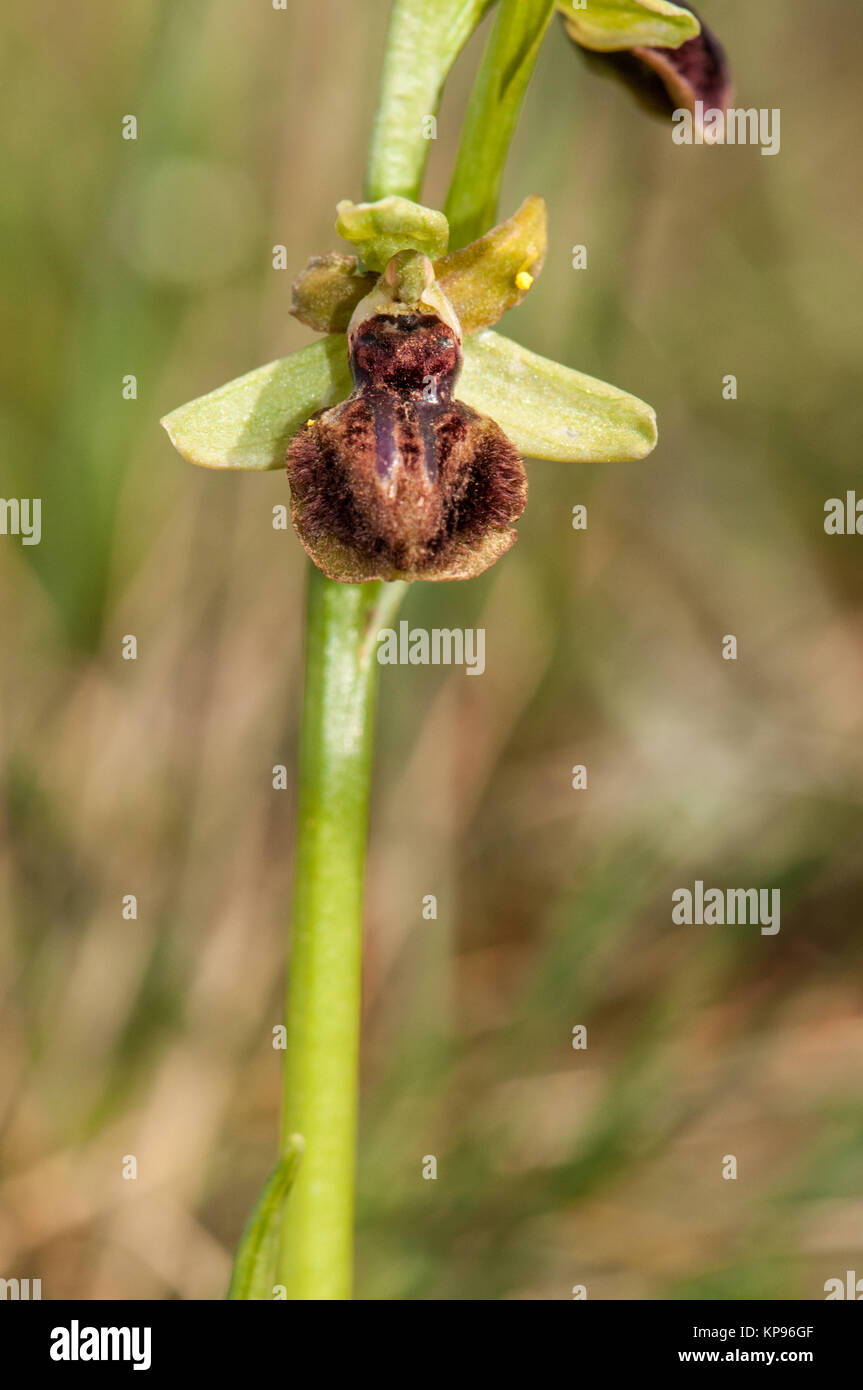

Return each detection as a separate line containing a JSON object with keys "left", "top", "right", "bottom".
{"left": 286, "top": 295, "right": 527, "bottom": 584}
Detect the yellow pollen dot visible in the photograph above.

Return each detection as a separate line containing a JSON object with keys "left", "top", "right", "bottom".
{"left": 515, "top": 270, "right": 533, "bottom": 291}
{"left": 305, "top": 418, "right": 315, "bottom": 427}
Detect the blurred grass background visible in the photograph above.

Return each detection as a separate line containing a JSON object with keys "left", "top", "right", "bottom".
{"left": 1, "top": 0, "right": 862, "bottom": 1299}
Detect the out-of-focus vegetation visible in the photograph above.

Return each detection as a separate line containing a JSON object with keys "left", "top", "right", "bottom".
{"left": 1, "top": 0, "right": 862, "bottom": 1299}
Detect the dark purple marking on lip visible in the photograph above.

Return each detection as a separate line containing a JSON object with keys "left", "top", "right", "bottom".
{"left": 370, "top": 394, "right": 440, "bottom": 485}
{"left": 372, "top": 393, "right": 400, "bottom": 480}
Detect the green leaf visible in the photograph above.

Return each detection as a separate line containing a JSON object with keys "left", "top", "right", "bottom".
{"left": 227, "top": 1136, "right": 304, "bottom": 1301}
{"left": 558, "top": 0, "right": 700, "bottom": 53}
{"left": 335, "top": 197, "right": 449, "bottom": 273}
{"left": 364, "top": 0, "right": 497, "bottom": 203}
{"left": 160, "top": 335, "right": 351, "bottom": 471}
{"left": 459, "top": 330, "right": 657, "bottom": 461}
{"left": 445, "top": 0, "right": 557, "bottom": 249}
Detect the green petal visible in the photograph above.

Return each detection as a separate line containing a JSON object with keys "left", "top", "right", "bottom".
{"left": 227, "top": 1137, "right": 304, "bottom": 1301}
{"left": 335, "top": 196, "right": 449, "bottom": 273}
{"left": 160, "top": 335, "right": 351, "bottom": 471}
{"left": 436, "top": 195, "right": 547, "bottom": 334}
{"left": 558, "top": 0, "right": 699, "bottom": 52}
{"left": 291, "top": 253, "right": 377, "bottom": 335}
{"left": 459, "top": 330, "right": 657, "bottom": 462}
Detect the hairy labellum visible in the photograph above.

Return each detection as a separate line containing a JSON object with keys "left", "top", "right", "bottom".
{"left": 286, "top": 305, "right": 527, "bottom": 583}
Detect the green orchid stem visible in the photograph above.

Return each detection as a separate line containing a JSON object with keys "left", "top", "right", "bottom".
{"left": 365, "top": 0, "right": 496, "bottom": 203}
{"left": 276, "top": 0, "right": 553, "bottom": 1302}
{"left": 278, "top": 570, "right": 405, "bottom": 1298}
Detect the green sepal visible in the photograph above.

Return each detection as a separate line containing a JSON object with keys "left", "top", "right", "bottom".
{"left": 160, "top": 335, "right": 352, "bottom": 472}
{"left": 460, "top": 330, "right": 657, "bottom": 461}
{"left": 227, "top": 1136, "right": 304, "bottom": 1301}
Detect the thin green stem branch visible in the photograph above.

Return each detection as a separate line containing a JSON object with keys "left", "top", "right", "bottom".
{"left": 444, "top": 0, "right": 555, "bottom": 248}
